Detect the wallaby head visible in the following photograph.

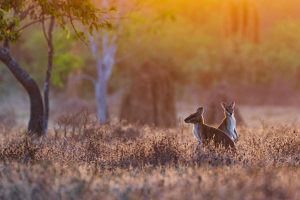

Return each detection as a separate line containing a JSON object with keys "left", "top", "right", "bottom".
{"left": 184, "top": 107, "right": 204, "bottom": 124}
{"left": 221, "top": 101, "right": 235, "bottom": 116}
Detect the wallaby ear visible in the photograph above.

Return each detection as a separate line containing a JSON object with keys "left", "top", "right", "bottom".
{"left": 221, "top": 102, "right": 226, "bottom": 109}
{"left": 231, "top": 101, "right": 235, "bottom": 108}
{"left": 197, "top": 107, "right": 204, "bottom": 115}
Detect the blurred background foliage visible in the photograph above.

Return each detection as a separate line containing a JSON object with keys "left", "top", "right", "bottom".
{"left": 1, "top": 0, "right": 300, "bottom": 99}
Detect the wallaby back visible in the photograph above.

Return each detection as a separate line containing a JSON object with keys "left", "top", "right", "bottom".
{"left": 202, "top": 124, "right": 235, "bottom": 149}
{"left": 218, "top": 121, "right": 227, "bottom": 133}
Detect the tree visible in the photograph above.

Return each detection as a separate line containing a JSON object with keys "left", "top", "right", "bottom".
{"left": 89, "top": 0, "right": 156, "bottom": 124}
{"left": 223, "top": 0, "right": 260, "bottom": 43}
{"left": 89, "top": 0, "right": 124, "bottom": 124}
{"left": 0, "top": 0, "right": 102, "bottom": 136}
{"left": 42, "top": 16, "right": 55, "bottom": 133}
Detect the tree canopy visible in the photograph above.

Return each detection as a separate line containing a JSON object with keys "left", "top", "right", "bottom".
{"left": 0, "top": 0, "right": 103, "bottom": 44}
{"left": 0, "top": 0, "right": 104, "bottom": 136}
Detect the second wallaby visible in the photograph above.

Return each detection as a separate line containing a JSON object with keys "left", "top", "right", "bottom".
{"left": 218, "top": 101, "right": 239, "bottom": 142}
{"left": 184, "top": 107, "right": 235, "bottom": 149}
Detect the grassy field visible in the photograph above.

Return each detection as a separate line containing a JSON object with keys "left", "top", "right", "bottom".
{"left": 1, "top": 107, "right": 300, "bottom": 200}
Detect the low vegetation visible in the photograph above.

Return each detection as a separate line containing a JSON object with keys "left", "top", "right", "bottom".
{"left": 1, "top": 113, "right": 300, "bottom": 199}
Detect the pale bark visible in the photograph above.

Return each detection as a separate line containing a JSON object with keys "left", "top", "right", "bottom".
{"left": 90, "top": 0, "right": 120, "bottom": 124}
{"left": 95, "top": 78, "right": 108, "bottom": 123}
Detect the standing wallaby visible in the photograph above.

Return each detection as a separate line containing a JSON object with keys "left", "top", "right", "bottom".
{"left": 218, "top": 101, "right": 239, "bottom": 142}
{"left": 184, "top": 107, "right": 235, "bottom": 149}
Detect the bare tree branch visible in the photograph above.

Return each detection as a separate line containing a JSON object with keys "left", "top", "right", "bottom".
{"left": 41, "top": 18, "right": 49, "bottom": 42}
{"left": 16, "top": 18, "right": 48, "bottom": 32}
{"left": 68, "top": 13, "right": 89, "bottom": 46}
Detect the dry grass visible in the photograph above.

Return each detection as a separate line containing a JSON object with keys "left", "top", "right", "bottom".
{"left": 1, "top": 114, "right": 300, "bottom": 199}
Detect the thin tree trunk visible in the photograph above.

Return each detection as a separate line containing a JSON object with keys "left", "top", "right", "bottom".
{"left": 43, "top": 17, "right": 55, "bottom": 133}
{"left": 0, "top": 47, "right": 44, "bottom": 136}
{"left": 89, "top": 0, "right": 120, "bottom": 124}
{"left": 93, "top": 32, "right": 117, "bottom": 124}
{"left": 95, "top": 78, "right": 108, "bottom": 124}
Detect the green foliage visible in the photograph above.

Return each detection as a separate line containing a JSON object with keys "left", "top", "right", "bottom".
{"left": 115, "top": 1, "right": 300, "bottom": 89}
{"left": 52, "top": 31, "right": 84, "bottom": 87}
{"left": 0, "top": 0, "right": 102, "bottom": 44}
{"left": 0, "top": 9, "right": 20, "bottom": 42}
{"left": 17, "top": 29, "right": 85, "bottom": 87}
{"left": 116, "top": 3, "right": 220, "bottom": 88}
{"left": 0, "top": 0, "right": 103, "bottom": 92}
{"left": 2, "top": 0, "right": 300, "bottom": 94}
{"left": 52, "top": 54, "right": 82, "bottom": 87}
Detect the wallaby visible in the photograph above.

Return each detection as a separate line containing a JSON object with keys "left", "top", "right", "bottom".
{"left": 218, "top": 101, "right": 239, "bottom": 142}
{"left": 184, "top": 107, "right": 235, "bottom": 149}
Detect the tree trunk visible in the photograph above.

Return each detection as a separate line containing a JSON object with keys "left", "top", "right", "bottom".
{"left": 90, "top": 31, "right": 117, "bottom": 124}
{"left": 95, "top": 78, "right": 108, "bottom": 124}
{"left": 89, "top": 0, "right": 120, "bottom": 124}
{"left": 0, "top": 47, "right": 44, "bottom": 136}
{"left": 43, "top": 17, "right": 55, "bottom": 133}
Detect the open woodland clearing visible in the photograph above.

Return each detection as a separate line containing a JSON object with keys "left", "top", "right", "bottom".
{"left": 1, "top": 105, "right": 300, "bottom": 199}
{"left": 1, "top": 0, "right": 300, "bottom": 199}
